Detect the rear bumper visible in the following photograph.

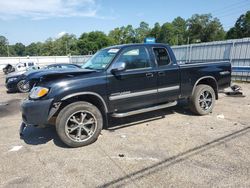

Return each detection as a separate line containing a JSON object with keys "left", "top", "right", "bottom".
{"left": 21, "top": 98, "right": 53, "bottom": 126}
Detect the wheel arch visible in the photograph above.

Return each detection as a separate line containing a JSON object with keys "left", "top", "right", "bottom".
{"left": 60, "top": 92, "right": 108, "bottom": 113}
{"left": 192, "top": 76, "right": 218, "bottom": 99}
{"left": 48, "top": 92, "right": 109, "bottom": 127}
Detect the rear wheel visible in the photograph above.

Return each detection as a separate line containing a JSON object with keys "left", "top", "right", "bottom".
{"left": 17, "top": 80, "right": 30, "bottom": 93}
{"left": 56, "top": 102, "right": 103, "bottom": 147}
{"left": 189, "top": 84, "right": 215, "bottom": 115}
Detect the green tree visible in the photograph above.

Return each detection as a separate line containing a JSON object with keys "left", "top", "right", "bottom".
{"left": 13, "top": 43, "right": 26, "bottom": 56}
{"left": 109, "top": 27, "right": 123, "bottom": 44}
{"left": 77, "top": 31, "right": 114, "bottom": 55}
{"left": 53, "top": 34, "right": 79, "bottom": 55}
{"left": 109, "top": 25, "right": 136, "bottom": 44}
{"left": 40, "top": 38, "right": 55, "bottom": 56}
{"left": 226, "top": 11, "right": 250, "bottom": 39}
{"left": 0, "top": 35, "right": 9, "bottom": 56}
{"left": 25, "top": 42, "right": 42, "bottom": 56}
{"left": 158, "top": 22, "right": 176, "bottom": 45}
{"left": 135, "top": 21, "right": 151, "bottom": 42}
{"left": 172, "top": 17, "right": 187, "bottom": 45}
{"left": 187, "top": 14, "right": 225, "bottom": 43}
{"left": 150, "top": 22, "right": 161, "bottom": 42}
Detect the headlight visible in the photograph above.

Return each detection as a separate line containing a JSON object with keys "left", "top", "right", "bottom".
{"left": 8, "top": 77, "right": 17, "bottom": 82}
{"left": 29, "top": 86, "right": 49, "bottom": 99}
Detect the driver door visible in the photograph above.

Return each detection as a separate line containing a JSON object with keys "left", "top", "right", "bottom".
{"left": 107, "top": 46, "right": 158, "bottom": 112}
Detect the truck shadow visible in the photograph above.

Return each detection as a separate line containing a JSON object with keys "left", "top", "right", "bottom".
{"left": 22, "top": 125, "right": 67, "bottom": 148}
{"left": 21, "top": 100, "right": 196, "bottom": 148}
{"left": 106, "top": 100, "right": 196, "bottom": 131}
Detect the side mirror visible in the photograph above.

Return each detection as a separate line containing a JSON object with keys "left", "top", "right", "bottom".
{"left": 111, "top": 62, "right": 126, "bottom": 74}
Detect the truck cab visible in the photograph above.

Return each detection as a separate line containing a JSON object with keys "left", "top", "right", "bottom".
{"left": 106, "top": 44, "right": 180, "bottom": 114}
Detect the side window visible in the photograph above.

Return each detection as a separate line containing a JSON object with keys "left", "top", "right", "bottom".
{"left": 117, "top": 47, "right": 150, "bottom": 70}
{"left": 28, "top": 62, "right": 34, "bottom": 66}
{"left": 153, "top": 48, "right": 171, "bottom": 66}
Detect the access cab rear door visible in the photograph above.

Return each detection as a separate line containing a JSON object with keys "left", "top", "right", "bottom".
{"left": 149, "top": 45, "right": 181, "bottom": 103}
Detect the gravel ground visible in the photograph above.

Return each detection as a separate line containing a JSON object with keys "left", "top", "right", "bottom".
{"left": 0, "top": 72, "right": 250, "bottom": 188}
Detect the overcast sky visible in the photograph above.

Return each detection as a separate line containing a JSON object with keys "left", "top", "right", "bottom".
{"left": 0, "top": 0, "right": 249, "bottom": 45}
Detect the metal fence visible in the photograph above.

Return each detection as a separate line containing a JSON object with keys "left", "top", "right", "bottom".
{"left": 172, "top": 38, "right": 250, "bottom": 82}
{"left": 0, "top": 55, "right": 92, "bottom": 69}
{"left": 70, "top": 55, "right": 92, "bottom": 65}
{"left": 1, "top": 38, "right": 249, "bottom": 82}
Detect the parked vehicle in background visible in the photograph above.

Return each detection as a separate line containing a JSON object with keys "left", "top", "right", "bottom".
{"left": 5, "top": 63, "right": 81, "bottom": 93}
{"left": 3, "top": 64, "right": 15, "bottom": 74}
{"left": 2, "top": 62, "right": 39, "bottom": 75}
{"left": 15, "top": 62, "right": 39, "bottom": 72}
{"left": 20, "top": 43, "right": 231, "bottom": 147}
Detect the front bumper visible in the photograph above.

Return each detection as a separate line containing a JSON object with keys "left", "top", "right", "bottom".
{"left": 5, "top": 80, "right": 18, "bottom": 92}
{"left": 21, "top": 98, "right": 54, "bottom": 126}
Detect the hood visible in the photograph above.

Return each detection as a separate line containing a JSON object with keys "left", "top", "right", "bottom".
{"left": 24, "top": 69, "right": 48, "bottom": 76}
{"left": 6, "top": 70, "right": 27, "bottom": 78}
{"left": 26, "top": 68, "right": 96, "bottom": 83}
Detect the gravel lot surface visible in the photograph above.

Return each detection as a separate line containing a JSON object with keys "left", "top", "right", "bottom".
{"left": 0, "top": 72, "right": 250, "bottom": 188}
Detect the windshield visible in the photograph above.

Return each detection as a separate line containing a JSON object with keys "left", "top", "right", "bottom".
{"left": 82, "top": 48, "right": 119, "bottom": 70}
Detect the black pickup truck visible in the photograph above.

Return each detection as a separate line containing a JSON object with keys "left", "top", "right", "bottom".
{"left": 21, "top": 43, "right": 231, "bottom": 147}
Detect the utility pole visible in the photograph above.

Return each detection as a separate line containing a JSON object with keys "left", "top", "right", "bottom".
{"left": 4, "top": 33, "right": 10, "bottom": 57}
{"left": 6, "top": 44, "right": 9, "bottom": 57}
{"left": 66, "top": 41, "right": 68, "bottom": 55}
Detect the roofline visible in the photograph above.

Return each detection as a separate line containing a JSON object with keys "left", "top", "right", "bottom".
{"left": 103, "top": 43, "right": 169, "bottom": 50}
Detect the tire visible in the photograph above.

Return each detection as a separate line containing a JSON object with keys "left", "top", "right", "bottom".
{"left": 56, "top": 101, "right": 103, "bottom": 147}
{"left": 17, "top": 80, "right": 30, "bottom": 93}
{"left": 189, "top": 84, "right": 216, "bottom": 115}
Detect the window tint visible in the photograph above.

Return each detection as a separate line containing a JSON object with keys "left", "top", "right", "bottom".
{"left": 117, "top": 47, "right": 150, "bottom": 70}
{"left": 153, "top": 48, "right": 171, "bottom": 66}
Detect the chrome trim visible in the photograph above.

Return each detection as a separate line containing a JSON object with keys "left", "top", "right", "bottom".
{"left": 179, "top": 61, "right": 229, "bottom": 67}
{"left": 109, "top": 89, "right": 157, "bottom": 101}
{"left": 219, "top": 71, "right": 231, "bottom": 75}
{"left": 158, "top": 85, "right": 180, "bottom": 92}
{"left": 109, "top": 85, "right": 180, "bottom": 101}
{"left": 125, "top": 67, "right": 152, "bottom": 72}
{"left": 61, "top": 92, "right": 108, "bottom": 112}
{"left": 112, "top": 101, "right": 177, "bottom": 118}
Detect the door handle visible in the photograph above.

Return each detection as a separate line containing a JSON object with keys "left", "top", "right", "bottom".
{"left": 146, "top": 72, "right": 154, "bottom": 78}
{"left": 158, "top": 72, "right": 166, "bottom": 76}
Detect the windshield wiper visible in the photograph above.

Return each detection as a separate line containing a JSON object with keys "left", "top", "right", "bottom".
{"left": 82, "top": 66, "right": 95, "bottom": 70}
{"left": 83, "top": 66, "right": 102, "bottom": 71}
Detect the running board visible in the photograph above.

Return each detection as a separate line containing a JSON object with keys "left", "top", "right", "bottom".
{"left": 111, "top": 101, "right": 177, "bottom": 118}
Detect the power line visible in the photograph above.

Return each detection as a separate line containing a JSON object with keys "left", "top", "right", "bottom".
{"left": 213, "top": 3, "right": 250, "bottom": 17}
{"left": 215, "top": 8, "right": 249, "bottom": 19}
{"left": 210, "top": 0, "right": 250, "bottom": 14}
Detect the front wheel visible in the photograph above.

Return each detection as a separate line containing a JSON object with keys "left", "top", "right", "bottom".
{"left": 189, "top": 84, "right": 216, "bottom": 115}
{"left": 56, "top": 102, "right": 103, "bottom": 147}
{"left": 17, "top": 80, "right": 30, "bottom": 93}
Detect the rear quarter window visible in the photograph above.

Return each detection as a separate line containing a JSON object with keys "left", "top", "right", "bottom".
{"left": 153, "top": 48, "right": 171, "bottom": 66}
